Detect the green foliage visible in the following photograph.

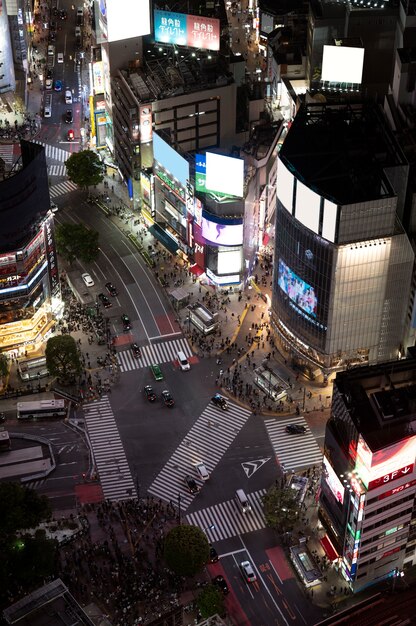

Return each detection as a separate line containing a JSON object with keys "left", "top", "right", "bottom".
{"left": 0, "top": 483, "right": 51, "bottom": 536}
{"left": 8, "top": 533, "right": 57, "bottom": 587}
{"left": 197, "top": 584, "right": 224, "bottom": 619}
{"left": 0, "top": 353, "right": 9, "bottom": 378}
{"left": 65, "top": 149, "right": 105, "bottom": 189}
{"left": 263, "top": 484, "right": 299, "bottom": 534}
{"left": 164, "top": 525, "right": 210, "bottom": 577}
{"left": 45, "top": 335, "right": 82, "bottom": 382}
{"left": 55, "top": 222, "right": 99, "bottom": 264}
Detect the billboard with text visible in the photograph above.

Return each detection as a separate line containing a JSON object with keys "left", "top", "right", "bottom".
{"left": 154, "top": 9, "right": 220, "bottom": 51}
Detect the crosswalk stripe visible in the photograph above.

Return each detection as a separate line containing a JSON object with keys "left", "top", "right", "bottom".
{"left": 33, "top": 140, "right": 71, "bottom": 162}
{"left": 186, "top": 489, "right": 267, "bottom": 542}
{"left": 48, "top": 164, "right": 67, "bottom": 177}
{"left": 117, "top": 338, "right": 192, "bottom": 372}
{"left": 49, "top": 180, "right": 78, "bottom": 198}
{"left": 0, "top": 144, "right": 14, "bottom": 164}
{"left": 83, "top": 395, "right": 137, "bottom": 502}
{"left": 264, "top": 417, "right": 323, "bottom": 472}
{"left": 147, "top": 400, "right": 252, "bottom": 509}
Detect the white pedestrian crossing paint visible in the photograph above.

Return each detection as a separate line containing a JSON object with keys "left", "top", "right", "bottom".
{"left": 0, "top": 143, "right": 14, "bottom": 164}
{"left": 264, "top": 417, "right": 323, "bottom": 472}
{"left": 83, "top": 395, "right": 137, "bottom": 502}
{"left": 117, "top": 338, "right": 192, "bottom": 372}
{"left": 148, "top": 400, "right": 252, "bottom": 510}
{"left": 33, "top": 140, "right": 71, "bottom": 163}
{"left": 49, "top": 180, "right": 78, "bottom": 198}
{"left": 186, "top": 489, "right": 266, "bottom": 542}
{"left": 48, "top": 163, "right": 67, "bottom": 177}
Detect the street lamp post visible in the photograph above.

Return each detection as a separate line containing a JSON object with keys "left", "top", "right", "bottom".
{"left": 177, "top": 493, "right": 181, "bottom": 525}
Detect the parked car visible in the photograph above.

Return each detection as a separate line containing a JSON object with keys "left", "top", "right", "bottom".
{"left": 240, "top": 560, "right": 257, "bottom": 583}
{"left": 184, "top": 475, "right": 199, "bottom": 494}
{"left": 105, "top": 282, "right": 118, "bottom": 296}
{"left": 98, "top": 293, "right": 111, "bottom": 308}
{"left": 161, "top": 390, "right": 174, "bottom": 407}
{"left": 195, "top": 462, "right": 209, "bottom": 481}
{"left": 131, "top": 343, "right": 141, "bottom": 358}
{"left": 212, "top": 575, "right": 229, "bottom": 595}
{"left": 144, "top": 385, "right": 156, "bottom": 402}
{"left": 286, "top": 424, "right": 307, "bottom": 435}
{"left": 211, "top": 393, "right": 228, "bottom": 410}
{"left": 121, "top": 314, "right": 131, "bottom": 331}
{"left": 82, "top": 273, "right": 94, "bottom": 287}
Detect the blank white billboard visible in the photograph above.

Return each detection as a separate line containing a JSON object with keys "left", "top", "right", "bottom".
{"left": 218, "top": 250, "right": 242, "bottom": 274}
{"left": 100, "top": 0, "right": 151, "bottom": 43}
{"left": 322, "top": 199, "right": 338, "bottom": 243}
{"left": 205, "top": 153, "right": 244, "bottom": 198}
{"left": 277, "top": 157, "right": 294, "bottom": 213}
{"left": 321, "top": 45, "right": 364, "bottom": 84}
{"left": 295, "top": 180, "right": 321, "bottom": 234}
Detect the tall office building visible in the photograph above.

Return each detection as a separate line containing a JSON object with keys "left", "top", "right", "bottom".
{"left": 319, "top": 359, "right": 416, "bottom": 592}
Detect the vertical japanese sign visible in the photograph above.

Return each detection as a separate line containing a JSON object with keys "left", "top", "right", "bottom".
{"left": 44, "top": 218, "right": 60, "bottom": 298}
{"left": 139, "top": 104, "right": 153, "bottom": 143}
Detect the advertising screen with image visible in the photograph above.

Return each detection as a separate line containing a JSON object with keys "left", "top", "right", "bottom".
{"left": 201, "top": 216, "right": 243, "bottom": 247}
{"left": 278, "top": 259, "right": 317, "bottom": 317}
{"left": 196, "top": 153, "right": 244, "bottom": 198}
{"left": 154, "top": 9, "right": 220, "bottom": 51}
{"left": 321, "top": 45, "right": 364, "bottom": 84}
{"left": 100, "top": 0, "right": 151, "bottom": 43}
{"left": 153, "top": 132, "right": 189, "bottom": 188}
{"left": 323, "top": 456, "right": 344, "bottom": 505}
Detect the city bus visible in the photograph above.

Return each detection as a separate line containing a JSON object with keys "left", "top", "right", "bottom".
{"left": 17, "top": 399, "right": 67, "bottom": 420}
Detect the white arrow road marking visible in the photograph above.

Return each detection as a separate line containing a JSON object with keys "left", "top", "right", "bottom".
{"left": 242, "top": 457, "right": 271, "bottom": 478}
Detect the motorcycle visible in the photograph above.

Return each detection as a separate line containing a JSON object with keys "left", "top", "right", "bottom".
{"left": 211, "top": 394, "right": 228, "bottom": 410}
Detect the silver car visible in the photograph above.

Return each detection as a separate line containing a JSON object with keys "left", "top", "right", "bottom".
{"left": 82, "top": 273, "right": 94, "bottom": 287}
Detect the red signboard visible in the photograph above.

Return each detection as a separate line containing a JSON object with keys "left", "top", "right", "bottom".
{"left": 368, "top": 464, "right": 414, "bottom": 491}
{"left": 377, "top": 478, "right": 416, "bottom": 500}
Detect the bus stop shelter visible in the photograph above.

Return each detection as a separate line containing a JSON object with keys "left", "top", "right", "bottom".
{"left": 169, "top": 288, "right": 191, "bottom": 311}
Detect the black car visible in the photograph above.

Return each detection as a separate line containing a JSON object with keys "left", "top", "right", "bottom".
{"left": 209, "top": 545, "right": 219, "bottom": 563}
{"left": 286, "top": 423, "right": 307, "bottom": 435}
{"left": 105, "top": 281, "right": 118, "bottom": 296}
{"left": 144, "top": 385, "right": 156, "bottom": 402}
{"left": 121, "top": 314, "right": 131, "bottom": 331}
{"left": 131, "top": 343, "right": 141, "bottom": 358}
{"left": 0, "top": 412, "right": 5, "bottom": 422}
{"left": 98, "top": 293, "right": 111, "bottom": 308}
{"left": 59, "top": 9, "right": 67, "bottom": 19}
{"left": 212, "top": 575, "right": 229, "bottom": 595}
{"left": 161, "top": 390, "right": 174, "bottom": 407}
{"left": 211, "top": 394, "right": 228, "bottom": 410}
{"left": 65, "top": 109, "right": 73, "bottom": 124}
{"left": 184, "top": 475, "right": 199, "bottom": 494}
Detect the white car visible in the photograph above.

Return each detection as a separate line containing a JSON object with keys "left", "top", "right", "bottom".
{"left": 45, "top": 77, "right": 53, "bottom": 90}
{"left": 57, "top": 52, "right": 64, "bottom": 63}
{"left": 195, "top": 462, "right": 209, "bottom": 481}
{"left": 240, "top": 560, "right": 257, "bottom": 583}
{"left": 82, "top": 273, "right": 94, "bottom": 287}
{"left": 50, "top": 203, "right": 58, "bottom": 213}
{"left": 65, "top": 89, "right": 72, "bottom": 104}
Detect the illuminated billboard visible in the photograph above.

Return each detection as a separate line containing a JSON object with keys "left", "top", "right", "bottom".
{"left": 99, "top": 0, "right": 151, "bottom": 43}
{"left": 278, "top": 258, "right": 317, "bottom": 317}
{"left": 153, "top": 132, "right": 189, "bottom": 188}
{"left": 321, "top": 45, "right": 364, "bottom": 84}
{"left": 218, "top": 250, "right": 242, "bottom": 274}
{"left": 355, "top": 433, "right": 416, "bottom": 490}
{"left": 195, "top": 153, "right": 244, "bottom": 198}
{"left": 154, "top": 9, "right": 220, "bottom": 51}
{"left": 201, "top": 215, "right": 243, "bottom": 247}
{"left": 323, "top": 456, "right": 344, "bottom": 505}
{"left": 139, "top": 105, "right": 152, "bottom": 144}
{"left": 92, "top": 61, "right": 104, "bottom": 94}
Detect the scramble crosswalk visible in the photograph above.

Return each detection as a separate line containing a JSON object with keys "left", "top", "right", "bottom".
{"left": 117, "top": 338, "right": 192, "bottom": 372}
{"left": 264, "top": 416, "right": 323, "bottom": 472}
{"left": 186, "top": 489, "right": 266, "bottom": 542}
{"left": 0, "top": 143, "right": 14, "bottom": 165}
{"left": 49, "top": 180, "right": 78, "bottom": 198}
{"left": 33, "top": 140, "right": 71, "bottom": 163}
{"left": 83, "top": 395, "right": 137, "bottom": 502}
{"left": 48, "top": 164, "right": 67, "bottom": 177}
{"left": 148, "top": 401, "right": 252, "bottom": 510}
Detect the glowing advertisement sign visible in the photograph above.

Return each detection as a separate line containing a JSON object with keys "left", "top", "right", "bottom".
{"left": 323, "top": 456, "right": 345, "bottom": 505}
{"left": 278, "top": 258, "right": 317, "bottom": 318}
{"left": 195, "top": 153, "right": 244, "bottom": 198}
{"left": 92, "top": 61, "right": 104, "bottom": 94}
{"left": 355, "top": 434, "right": 416, "bottom": 490}
{"left": 377, "top": 479, "right": 416, "bottom": 500}
{"left": 154, "top": 9, "right": 220, "bottom": 51}
{"left": 139, "top": 105, "right": 152, "bottom": 144}
{"left": 153, "top": 132, "right": 189, "bottom": 188}
{"left": 201, "top": 215, "right": 243, "bottom": 247}
{"left": 99, "top": 0, "right": 151, "bottom": 43}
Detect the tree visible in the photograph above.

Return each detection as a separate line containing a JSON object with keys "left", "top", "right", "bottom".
{"left": 45, "top": 335, "right": 82, "bottom": 382}
{"left": 164, "top": 525, "right": 210, "bottom": 577}
{"left": 0, "top": 483, "right": 51, "bottom": 536}
{"left": 263, "top": 484, "right": 299, "bottom": 534}
{"left": 55, "top": 222, "right": 99, "bottom": 264}
{"left": 0, "top": 353, "right": 9, "bottom": 378}
{"left": 197, "top": 585, "right": 224, "bottom": 619}
{"left": 65, "top": 149, "right": 105, "bottom": 189}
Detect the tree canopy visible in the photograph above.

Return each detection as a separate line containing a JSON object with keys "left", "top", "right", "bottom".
{"left": 197, "top": 585, "right": 225, "bottom": 619}
{"left": 263, "top": 484, "right": 299, "bottom": 534}
{"left": 164, "top": 525, "right": 210, "bottom": 577}
{"left": 45, "top": 335, "right": 82, "bottom": 382}
{"left": 0, "top": 353, "right": 9, "bottom": 378}
{"left": 55, "top": 222, "right": 99, "bottom": 264}
{"left": 0, "top": 483, "right": 51, "bottom": 536}
{"left": 65, "top": 149, "right": 105, "bottom": 189}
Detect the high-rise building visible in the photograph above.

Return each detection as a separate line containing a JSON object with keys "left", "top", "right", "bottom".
{"left": 319, "top": 358, "right": 416, "bottom": 592}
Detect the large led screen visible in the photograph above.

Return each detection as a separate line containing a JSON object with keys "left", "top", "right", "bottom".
{"left": 277, "top": 157, "right": 294, "bottom": 214}
{"left": 218, "top": 250, "right": 242, "bottom": 274}
{"left": 196, "top": 153, "right": 244, "bottom": 198}
{"left": 201, "top": 215, "right": 243, "bottom": 246}
{"left": 99, "top": 0, "right": 151, "bottom": 43}
{"left": 295, "top": 180, "right": 321, "bottom": 234}
{"left": 321, "top": 45, "right": 364, "bottom": 84}
{"left": 322, "top": 199, "right": 338, "bottom": 243}
{"left": 278, "top": 258, "right": 317, "bottom": 317}
{"left": 154, "top": 9, "right": 220, "bottom": 51}
{"left": 323, "top": 456, "right": 344, "bottom": 505}
{"left": 153, "top": 132, "right": 189, "bottom": 188}
{"left": 355, "top": 433, "right": 416, "bottom": 490}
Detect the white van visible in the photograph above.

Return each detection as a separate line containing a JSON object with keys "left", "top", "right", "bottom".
{"left": 65, "top": 89, "right": 72, "bottom": 104}
{"left": 177, "top": 351, "right": 190, "bottom": 371}
{"left": 47, "top": 44, "right": 55, "bottom": 57}
{"left": 235, "top": 489, "right": 251, "bottom": 513}
{"left": 44, "top": 94, "right": 52, "bottom": 118}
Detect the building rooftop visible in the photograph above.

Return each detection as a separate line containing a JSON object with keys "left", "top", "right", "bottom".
{"left": 279, "top": 102, "right": 406, "bottom": 205}
{"left": 335, "top": 358, "right": 416, "bottom": 451}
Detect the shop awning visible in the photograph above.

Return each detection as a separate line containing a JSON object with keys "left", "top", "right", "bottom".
{"left": 189, "top": 263, "right": 204, "bottom": 276}
{"left": 320, "top": 535, "right": 339, "bottom": 562}
{"left": 262, "top": 233, "right": 270, "bottom": 246}
{"left": 149, "top": 223, "right": 178, "bottom": 255}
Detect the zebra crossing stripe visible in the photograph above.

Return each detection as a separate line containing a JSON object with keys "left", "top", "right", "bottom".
{"left": 0, "top": 144, "right": 14, "bottom": 163}
{"left": 117, "top": 338, "right": 192, "bottom": 372}
{"left": 83, "top": 395, "right": 137, "bottom": 502}
{"left": 33, "top": 140, "right": 71, "bottom": 163}
{"left": 48, "top": 164, "right": 67, "bottom": 177}
{"left": 264, "top": 417, "right": 323, "bottom": 472}
{"left": 147, "top": 400, "right": 252, "bottom": 509}
{"left": 186, "top": 489, "right": 267, "bottom": 542}
{"left": 49, "top": 180, "right": 78, "bottom": 198}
